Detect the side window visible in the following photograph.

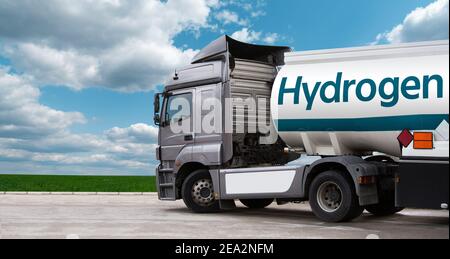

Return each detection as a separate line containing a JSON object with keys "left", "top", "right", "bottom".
{"left": 165, "top": 93, "right": 192, "bottom": 126}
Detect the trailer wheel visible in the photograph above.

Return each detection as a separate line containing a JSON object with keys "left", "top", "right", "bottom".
{"left": 181, "top": 169, "right": 220, "bottom": 213}
{"left": 309, "top": 170, "right": 363, "bottom": 222}
{"left": 240, "top": 199, "right": 274, "bottom": 209}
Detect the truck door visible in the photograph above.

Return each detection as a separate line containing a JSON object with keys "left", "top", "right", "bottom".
{"left": 191, "top": 84, "right": 223, "bottom": 166}
{"left": 160, "top": 90, "right": 194, "bottom": 165}
{"left": 194, "top": 84, "right": 222, "bottom": 144}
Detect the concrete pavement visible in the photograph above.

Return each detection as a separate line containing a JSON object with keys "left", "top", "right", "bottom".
{"left": 0, "top": 193, "right": 448, "bottom": 239}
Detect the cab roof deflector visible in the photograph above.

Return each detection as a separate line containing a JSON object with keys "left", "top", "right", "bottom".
{"left": 191, "top": 35, "right": 291, "bottom": 66}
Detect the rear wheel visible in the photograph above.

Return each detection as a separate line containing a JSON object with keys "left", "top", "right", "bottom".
{"left": 182, "top": 169, "right": 220, "bottom": 213}
{"left": 366, "top": 204, "right": 404, "bottom": 216}
{"left": 366, "top": 192, "right": 404, "bottom": 216}
{"left": 309, "top": 170, "right": 364, "bottom": 222}
{"left": 240, "top": 199, "right": 274, "bottom": 209}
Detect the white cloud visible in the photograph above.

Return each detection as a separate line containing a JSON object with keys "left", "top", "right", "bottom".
{"left": 374, "top": 0, "right": 449, "bottom": 44}
{"left": 251, "top": 10, "right": 266, "bottom": 18}
{"left": 0, "top": 0, "right": 214, "bottom": 92}
{"left": 0, "top": 125, "right": 158, "bottom": 173}
{"left": 0, "top": 0, "right": 279, "bottom": 91}
{"left": 231, "top": 28, "right": 262, "bottom": 43}
{"left": 0, "top": 69, "right": 157, "bottom": 174}
{"left": 17, "top": 130, "right": 158, "bottom": 170}
{"left": 215, "top": 10, "right": 248, "bottom": 26}
{"left": 4, "top": 43, "right": 100, "bottom": 90}
{"left": 0, "top": 0, "right": 282, "bottom": 175}
{"left": 231, "top": 28, "right": 280, "bottom": 44}
{"left": 30, "top": 152, "right": 149, "bottom": 169}
{"left": 206, "top": 0, "right": 221, "bottom": 9}
{"left": 220, "top": 0, "right": 265, "bottom": 12}
{"left": 0, "top": 68, "right": 86, "bottom": 139}
{"left": 263, "top": 33, "right": 280, "bottom": 44}
{"left": 106, "top": 123, "right": 159, "bottom": 144}
{"left": 0, "top": 0, "right": 212, "bottom": 49}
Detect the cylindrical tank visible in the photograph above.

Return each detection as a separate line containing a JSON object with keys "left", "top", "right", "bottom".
{"left": 271, "top": 41, "right": 449, "bottom": 157}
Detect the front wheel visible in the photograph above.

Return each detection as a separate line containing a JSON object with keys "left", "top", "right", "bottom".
{"left": 309, "top": 171, "right": 364, "bottom": 222}
{"left": 240, "top": 199, "right": 274, "bottom": 209}
{"left": 181, "top": 169, "right": 220, "bottom": 213}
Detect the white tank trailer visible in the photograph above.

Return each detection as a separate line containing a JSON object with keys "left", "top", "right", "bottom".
{"left": 154, "top": 36, "right": 449, "bottom": 222}
{"left": 272, "top": 41, "right": 449, "bottom": 158}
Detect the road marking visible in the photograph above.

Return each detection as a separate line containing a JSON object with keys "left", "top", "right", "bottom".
{"left": 66, "top": 234, "right": 80, "bottom": 239}
{"left": 366, "top": 234, "right": 380, "bottom": 239}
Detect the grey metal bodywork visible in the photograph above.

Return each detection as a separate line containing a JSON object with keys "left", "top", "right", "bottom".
{"left": 208, "top": 156, "right": 381, "bottom": 206}
{"left": 165, "top": 61, "right": 224, "bottom": 92}
{"left": 156, "top": 36, "right": 382, "bottom": 206}
{"left": 158, "top": 36, "right": 291, "bottom": 172}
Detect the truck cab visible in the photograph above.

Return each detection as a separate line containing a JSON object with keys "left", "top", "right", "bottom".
{"left": 154, "top": 36, "right": 298, "bottom": 201}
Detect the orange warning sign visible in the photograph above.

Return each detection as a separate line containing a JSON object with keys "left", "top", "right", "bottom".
{"left": 413, "top": 132, "right": 434, "bottom": 149}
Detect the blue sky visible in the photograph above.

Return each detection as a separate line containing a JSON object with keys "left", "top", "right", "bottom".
{"left": 174, "top": 0, "right": 438, "bottom": 50}
{"left": 0, "top": 0, "right": 448, "bottom": 175}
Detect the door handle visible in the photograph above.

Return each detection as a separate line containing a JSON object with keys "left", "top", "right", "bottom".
{"left": 184, "top": 134, "right": 193, "bottom": 141}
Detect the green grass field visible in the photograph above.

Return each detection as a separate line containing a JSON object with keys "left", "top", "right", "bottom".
{"left": 0, "top": 175, "right": 156, "bottom": 192}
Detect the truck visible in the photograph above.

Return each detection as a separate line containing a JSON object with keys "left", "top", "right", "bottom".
{"left": 153, "top": 36, "right": 449, "bottom": 222}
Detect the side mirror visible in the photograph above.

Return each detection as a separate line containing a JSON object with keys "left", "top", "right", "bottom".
{"left": 154, "top": 93, "right": 162, "bottom": 126}
{"left": 154, "top": 114, "right": 161, "bottom": 126}
{"left": 154, "top": 94, "right": 161, "bottom": 114}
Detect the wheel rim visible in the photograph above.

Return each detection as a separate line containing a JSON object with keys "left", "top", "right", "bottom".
{"left": 317, "top": 181, "right": 343, "bottom": 213}
{"left": 192, "top": 179, "right": 215, "bottom": 207}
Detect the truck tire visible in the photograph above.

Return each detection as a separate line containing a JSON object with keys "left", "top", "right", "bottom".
{"left": 365, "top": 194, "right": 404, "bottom": 216}
{"left": 240, "top": 199, "right": 274, "bottom": 209}
{"left": 182, "top": 169, "right": 220, "bottom": 213}
{"left": 366, "top": 204, "right": 404, "bottom": 216}
{"left": 309, "top": 170, "right": 364, "bottom": 222}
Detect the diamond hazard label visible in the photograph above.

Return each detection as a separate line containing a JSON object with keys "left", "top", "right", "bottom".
{"left": 398, "top": 129, "right": 414, "bottom": 148}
